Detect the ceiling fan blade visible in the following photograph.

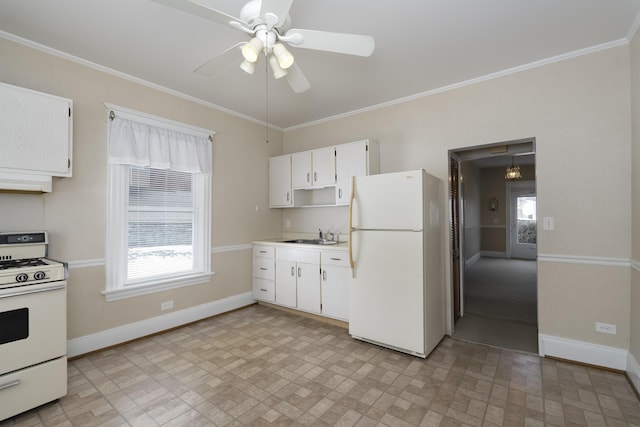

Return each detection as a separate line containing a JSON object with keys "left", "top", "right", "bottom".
{"left": 153, "top": 0, "right": 247, "bottom": 28}
{"left": 194, "top": 42, "right": 244, "bottom": 75}
{"left": 260, "top": 0, "right": 294, "bottom": 28}
{"left": 286, "top": 63, "right": 311, "bottom": 93}
{"left": 285, "top": 29, "right": 375, "bottom": 57}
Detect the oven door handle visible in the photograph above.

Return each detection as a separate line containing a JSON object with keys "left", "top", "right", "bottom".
{"left": 0, "top": 379, "right": 20, "bottom": 391}
{"left": 0, "top": 283, "right": 65, "bottom": 299}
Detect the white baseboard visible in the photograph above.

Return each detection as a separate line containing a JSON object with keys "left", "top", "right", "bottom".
{"left": 480, "top": 250, "right": 506, "bottom": 258}
{"left": 465, "top": 252, "right": 481, "bottom": 269}
{"left": 538, "top": 334, "right": 628, "bottom": 371}
{"left": 628, "top": 352, "right": 640, "bottom": 393}
{"left": 67, "top": 292, "right": 255, "bottom": 358}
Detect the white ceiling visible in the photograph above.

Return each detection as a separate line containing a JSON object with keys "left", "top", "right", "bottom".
{"left": 1, "top": 0, "right": 640, "bottom": 129}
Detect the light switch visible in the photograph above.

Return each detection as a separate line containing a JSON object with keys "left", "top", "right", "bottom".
{"left": 543, "top": 217, "right": 554, "bottom": 231}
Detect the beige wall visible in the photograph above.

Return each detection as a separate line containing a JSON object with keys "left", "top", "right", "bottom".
{"left": 0, "top": 38, "right": 284, "bottom": 340}
{"left": 461, "top": 161, "right": 481, "bottom": 263}
{"left": 284, "top": 45, "right": 632, "bottom": 347}
{"left": 630, "top": 29, "right": 640, "bottom": 362}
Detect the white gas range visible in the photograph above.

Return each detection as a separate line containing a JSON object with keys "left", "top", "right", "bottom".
{"left": 0, "top": 231, "right": 67, "bottom": 421}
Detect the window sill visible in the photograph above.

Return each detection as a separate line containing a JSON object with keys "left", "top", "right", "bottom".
{"left": 102, "top": 272, "right": 215, "bottom": 302}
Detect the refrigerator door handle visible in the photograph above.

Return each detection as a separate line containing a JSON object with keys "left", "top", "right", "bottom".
{"left": 348, "top": 176, "right": 356, "bottom": 270}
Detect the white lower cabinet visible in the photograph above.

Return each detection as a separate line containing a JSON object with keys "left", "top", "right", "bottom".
{"left": 253, "top": 245, "right": 275, "bottom": 302}
{"left": 320, "top": 250, "right": 350, "bottom": 321}
{"left": 275, "top": 248, "right": 320, "bottom": 312}
{"left": 254, "top": 244, "right": 349, "bottom": 321}
{"left": 295, "top": 262, "right": 321, "bottom": 313}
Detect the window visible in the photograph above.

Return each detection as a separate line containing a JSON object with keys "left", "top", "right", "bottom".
{"left": 104, "top": 105, "right": 214, "bottom": 301}
{"left": 516, "top": 195, "right": 537, "bottom": 244}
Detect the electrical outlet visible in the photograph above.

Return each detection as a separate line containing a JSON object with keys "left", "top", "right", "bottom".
{"left": 595, "top": 322, "right": 616, "bottom": 335}
{"left": 161, "top": 300, "right": 173, "bottom": 311}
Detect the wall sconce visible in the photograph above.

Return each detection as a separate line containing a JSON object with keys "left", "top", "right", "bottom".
{"left": 489, "top": 197, "right": 498, "bottom": 211}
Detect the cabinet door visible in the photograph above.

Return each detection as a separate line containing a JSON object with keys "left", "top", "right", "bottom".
{"left": 275, "top": 259, "right": 297, "bottom": 307}
{"left": 0, "top": 83, "right": 72, "bottom": 176}
{"left": 311, "top": 146, "right": 336, "bottom": 187}
{"left": 321, "top": 265, "right": 349, "bottom": 320}
{"left": 335, "top": 141, "right": 368, "bottom": 205}
{"left": 269, "top": 155, "right": 292, "bottom": 207}
{"left": 291, "top": 151, "right": 312, "bottom": 188}
{"left": 296, "top": 262, "right": 321, "bottom": 314}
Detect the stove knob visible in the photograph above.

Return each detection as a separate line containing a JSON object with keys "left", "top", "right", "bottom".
{"left": 16, "top": 273, "right": 29, "bottom": 282}
{"left": 34, "top": 271, "right": 46, "bottom": 280}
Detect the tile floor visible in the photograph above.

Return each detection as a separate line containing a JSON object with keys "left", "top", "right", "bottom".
{"left": 3, "top": 304, "right": 640, "bottom": 426}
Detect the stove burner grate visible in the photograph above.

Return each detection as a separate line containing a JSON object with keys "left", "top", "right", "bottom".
{"left": 0, "top": 258, "right": 48, "bottom": 270}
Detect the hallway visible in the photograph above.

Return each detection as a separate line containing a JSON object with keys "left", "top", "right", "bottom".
{"left": 453, "top": 257, "right": 538, "bottom": 353}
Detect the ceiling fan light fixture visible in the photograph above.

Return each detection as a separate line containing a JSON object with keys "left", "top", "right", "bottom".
{"left": 272, "top": 43, "right": 294, "bottom": 69}
{"left": 240, "top": 59, "right": 257, "bottom": 75}
{"left": 269, "top": 55, "right": 288, "bottom": 79}
{"left": 241, "top": 37, "right": 263, "bottom": 62}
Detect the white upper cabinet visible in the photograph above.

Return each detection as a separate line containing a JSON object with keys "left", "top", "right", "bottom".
{"left": 269, "top": 154, "right": 292, "bottom": 207}
{"left": 291, "top": 151, "right": 312, "bottom": 188}
{"left": 292, "top": 146, "right": 335, "bottom": 189}
{"left": 335, "top": 140, "right": 379, "bottom": 205}
{"left": 311, "top": 146, "right": 336, "bottom": 187}
{"left": 0, "top": 82, "right": 73, "bottom": 179}
{"left": 269, "top": 140, "right": 378, "bottom": 208}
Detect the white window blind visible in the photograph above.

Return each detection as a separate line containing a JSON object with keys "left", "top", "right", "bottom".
{"left": 127, "top": 167, "right": 195, "bottom": 282}
{"left": 104, "top": 105, "right": 214, "bottom": 301}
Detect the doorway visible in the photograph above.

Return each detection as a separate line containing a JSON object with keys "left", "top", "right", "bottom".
{"left": 448, "top": 139, "right": 538, "bottom": 353}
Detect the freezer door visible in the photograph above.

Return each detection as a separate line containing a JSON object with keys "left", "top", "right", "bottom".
{"left": 349, "top": 229, "right": 425, "bottom": 355}
{"left": 351, "top": 170, "right": 424, "bottom": 231}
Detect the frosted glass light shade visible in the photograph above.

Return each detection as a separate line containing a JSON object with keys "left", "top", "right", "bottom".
{"left": 269, "top": 55, "right": 288, "bottom": 79}
{"left": 242, "top": 38, "right": 263, "bottom": 63}
{"left": 272, "top": 43, "right": 294, "bottom": 69}
{"left": 240, "top": 59, "right": 257, "bottom": 75}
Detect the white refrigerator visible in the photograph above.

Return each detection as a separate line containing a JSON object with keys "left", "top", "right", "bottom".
{"left": 348, "top": 169, "right": 445, "bottom": 358}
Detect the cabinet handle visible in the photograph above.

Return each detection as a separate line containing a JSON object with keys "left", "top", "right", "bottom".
{"left": 291, "top": 266, "right": 295, "bottom": 276}
{"left": 260, "top": 288, "right": 267, "bottom": 292}
{"left": 260, "top": 267, "right": 267, "bottom": 271}
{"left": 259, "top": 250, "right": 267, "bottom": 254}
{"left": 0, "top": 379, "right": 20, "bottom": 391}
{"left": 322, "top": 270, "right": 327, "bottom": 281}
{"left": 349, "top": 176, "right": 356, "bottom": 270}
{"left": 286, "top": 192, "right": 290, "bottom": 202}
{"left": 338, "top": 188, "right": 342, "bottom": 199}
{"left": 307, "top": 172, "right": 310, "bottom": 183}
{"left": 314, "top": 172, "right": 317, "bottom": 182}
{"left": 330, "top": 257, "right": 342, "bottom": 261}
{"left": 297, "top": 267, "right": 301, "bottom": 277}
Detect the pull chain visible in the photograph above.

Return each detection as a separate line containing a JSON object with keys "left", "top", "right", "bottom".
{"left": 265, "top": 58, "right": 269, "bottom": 144}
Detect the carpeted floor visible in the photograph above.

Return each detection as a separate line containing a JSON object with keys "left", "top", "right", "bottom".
{"left": 453, "top": 257, "right": 538, "bottom": 353}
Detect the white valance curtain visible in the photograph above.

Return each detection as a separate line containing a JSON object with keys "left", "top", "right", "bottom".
{"left": 107, "top": 107, "right": 214, "bottom": 174}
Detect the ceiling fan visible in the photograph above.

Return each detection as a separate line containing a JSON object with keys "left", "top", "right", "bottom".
{"left": 153, "top": 0, "right": 375, "bottom": 93}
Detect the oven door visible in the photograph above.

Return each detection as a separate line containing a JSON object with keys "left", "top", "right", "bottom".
{"left": 0, "top": 282, "right": 66, "bottom": 375}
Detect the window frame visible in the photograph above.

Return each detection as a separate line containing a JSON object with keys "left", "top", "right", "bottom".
{"left": 103, "top": 105, "right": 214, "bottom": 302}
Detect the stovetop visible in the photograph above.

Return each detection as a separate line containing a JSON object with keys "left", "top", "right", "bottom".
{"left": 0, "top": 232, "right": 67, "bottom": 287}
{"left": 0, "top": 258, "right": 48, "bottom": 270}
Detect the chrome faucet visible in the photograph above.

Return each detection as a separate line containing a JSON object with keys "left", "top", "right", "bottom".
{"left": 318, "top": 228, "right": 323, "bottom": 240}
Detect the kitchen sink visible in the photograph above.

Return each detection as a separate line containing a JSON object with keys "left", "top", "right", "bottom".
{"left": 282, "top": 239, "right": 338, "bottom": 245}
